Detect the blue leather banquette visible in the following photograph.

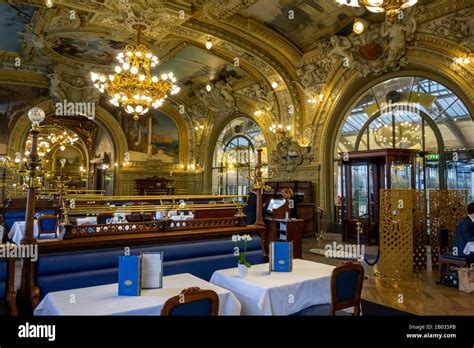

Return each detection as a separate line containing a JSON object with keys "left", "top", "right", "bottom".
{"left": 36, "top": 236, "right": 265, "bottom": 298}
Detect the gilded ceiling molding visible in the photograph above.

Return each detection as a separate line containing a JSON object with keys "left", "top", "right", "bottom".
{"left": 208, "top": 14, "right": 302, "bottom": 66}
{"left": 182, "top": 19, "right": 304, "bottom": 140}
{"left": 414, "top": 0, "right": 473, "bottom": 24}
{"left": 195, "top": 0, "right": 258, "bottom": 20}
{"left": 0, "top": 69, "right": 49, "bottom": 88}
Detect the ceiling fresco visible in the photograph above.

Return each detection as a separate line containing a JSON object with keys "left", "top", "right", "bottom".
{"left": 0, "top": 3, "right": 37, "bottom": 52}
{"left": 240, "top": 0, "right": 364, "bottom": 51}
{"left": 156, "top": 45, "right": 245, "bottom": 94}
{"left": 51, "top": 35, "right": 127, "bottom": 66}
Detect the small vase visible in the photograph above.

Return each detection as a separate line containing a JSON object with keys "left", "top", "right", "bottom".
{"left": 238, "top": 263, "right": 248, "bottom": 278}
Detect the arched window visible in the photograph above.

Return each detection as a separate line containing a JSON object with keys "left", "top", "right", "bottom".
{"left": 334, "top": 76, "right": 473, "bottom": 203}
{"left": 212, "top": 117, "right": 267, "bottom": 195}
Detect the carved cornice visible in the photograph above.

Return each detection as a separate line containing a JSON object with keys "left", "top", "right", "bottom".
{"left": 0, "top": 69, "right": 50, "bottom": 88}
{"left": 415, "top": 0, "right": 473, "bottom": 24}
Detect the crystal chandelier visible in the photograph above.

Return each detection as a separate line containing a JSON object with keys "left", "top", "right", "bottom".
{"left": 25, "top": 127, "right": 79, "bottom": 157}
{"left": 90, "top": 25, "right": 180, "bottom": 120}
{"left": 336, "top": 0, "right": 418, "bottom": 20}
{"left": 373, "top": 121, "right": 421, "bottom": 148}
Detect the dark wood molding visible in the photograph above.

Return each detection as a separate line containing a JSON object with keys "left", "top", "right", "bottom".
{"left": 39, "top": 225, "right": 266, "bottom": 254}
{"left": 6, "top": 258, "right": 17, "bottom": 316}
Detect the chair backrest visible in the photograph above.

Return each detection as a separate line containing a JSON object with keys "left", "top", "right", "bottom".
{"left": 330, "top": 261, "right": 364, "bottom": 316}
{"left": 37, "top": 215, "right": 58, "bottom": 235}
{"left": 161, "top": 287, "right": 219, "bottom": 316}
{"left": 97, "top": 213, "right": 113, "bottom": 225}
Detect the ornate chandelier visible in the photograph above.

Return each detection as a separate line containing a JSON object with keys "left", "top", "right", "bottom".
{"left": 373, "top": 121, "right": 421, "bottom": 148}
{"left": 90, "top": 25, "right": 180, "bottom": 120}
{"left": 336, "top": 0, "right": 418, "bottom": 20}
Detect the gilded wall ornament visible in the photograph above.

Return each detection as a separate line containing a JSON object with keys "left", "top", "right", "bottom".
{"left": 271, "top": 137, "right": 313, "bottom": 173}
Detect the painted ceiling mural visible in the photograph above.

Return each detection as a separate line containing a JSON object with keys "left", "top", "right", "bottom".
{"left": 157, "top": 45, "right": 246, "bottom": 97}
{"left": 0, "top": 3, "right": 36, "bottom": 52}
{"left": 239, "top": 0, "right": 364, "bottom": 51}
{"left": 51, "top": 35, "right": 127, "bottom": 66}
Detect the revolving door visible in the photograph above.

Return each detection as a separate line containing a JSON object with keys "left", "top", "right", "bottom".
{"left": 340, "top": 149, "right": 419, "bottom": 244}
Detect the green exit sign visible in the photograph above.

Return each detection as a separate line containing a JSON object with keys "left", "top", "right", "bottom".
{"left": 427, "top": 153, "right": 439, "bottom": 160}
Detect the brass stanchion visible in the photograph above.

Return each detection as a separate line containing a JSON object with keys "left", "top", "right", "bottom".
{"left": 18, "top": 107, "right": 46, "bottom": 314}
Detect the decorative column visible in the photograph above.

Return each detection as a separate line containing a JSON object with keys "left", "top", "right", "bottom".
{"left": 19, "top": 107, "right": 45, "bottom": 314}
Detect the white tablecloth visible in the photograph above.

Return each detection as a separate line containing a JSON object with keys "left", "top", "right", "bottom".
{"left": 34, "top": 273, "right": 241, "bottom": 316}
{"left": 463, "top": 241, "right": 474, "bottom": 255}
{"left": 210, "top": 259, "right": 335, "bottom": 315}
{"left": 8, "top": 221, "right": 43, "bottom": 245}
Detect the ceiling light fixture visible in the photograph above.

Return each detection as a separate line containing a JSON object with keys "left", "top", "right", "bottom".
{"left": 205, "top": 36, "right": 213, "bottom": 50}
{"left": 336, "top": 0, "right": 418, "bottom": 20}
{"left": 353, "top": 18, "right": 367, "bottom": 34}
{"left": 206, "top": 84, "right": 212, "bottom": 92}
{"left": 271, "top": 81, "right": 279, "bottom": 89}
{"left": 91, "top": 24, "right": 180, "bottom": 120}
{"left": 44, "top": 0, "right": 54, "bottom": 8}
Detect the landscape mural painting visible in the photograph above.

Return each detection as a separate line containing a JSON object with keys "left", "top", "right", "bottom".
{"left": 0, "top": 84, "right": 48, "bottom": 154}
{"left": 150, "top": 110, "right": 179, "bottom": 163}
{"left": 0, "top": 3, "right": 36, "bottom": 52}
{"left": 122, "top": 115, "right": 148, "bottom": 154}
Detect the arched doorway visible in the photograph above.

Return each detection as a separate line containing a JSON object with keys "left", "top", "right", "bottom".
{"left": 333, "top": 76, "right": 473, "bottom": 241}
{"left": 211, "top": 117, "right": 267, "bottom": 195}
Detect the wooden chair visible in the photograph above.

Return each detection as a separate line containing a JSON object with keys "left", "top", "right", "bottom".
{"left": 161, "top": 287, "right": 219, "bottom": 316}
{"left": 37, "top": 215, "right": 58, "bottom": 239}
{"left": 97, "top": 213, "right": 114, "bottom": 225}
{"left": 293, "top": 261, "right": 365, "bottom": 316}
{"left": 438, "top": 227, "right": 468, "bottom": 275}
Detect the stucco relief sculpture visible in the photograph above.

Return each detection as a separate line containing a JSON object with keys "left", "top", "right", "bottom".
{"left": 48, "top": 73, "right": 100, "bottom": 104}
{"left": 328, "top": 11, "right": 417, "bottom": 76}
{"left": 196, "top": 78, "right": 237, "bottom": 114}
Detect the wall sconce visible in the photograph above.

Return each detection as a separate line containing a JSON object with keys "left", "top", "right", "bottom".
{"left": 194, "top": 124, "right": 205, "bottom": 131}
{"left": 206, "top": 84, "right": 212, "bottom": 92}
{"left": 254, "top": 110, "right": 264, "bottom": 117}
{"left": 271, "top": 81, "right": 279, "bottom": 89}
